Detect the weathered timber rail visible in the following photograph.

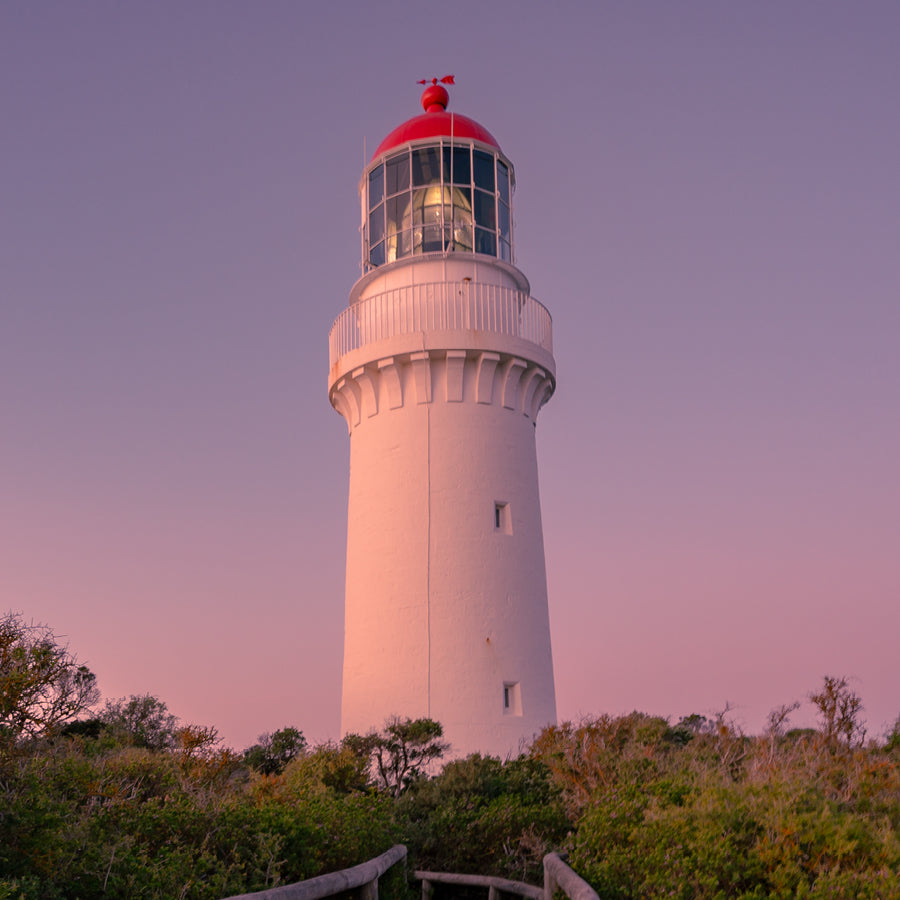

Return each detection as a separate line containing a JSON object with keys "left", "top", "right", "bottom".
{"left": 222, "top": 846, "right": 597, "bottom": 900}
{"left": 542, "top": 854, "right": 598, "bottom": 900}
{"left": 223, "top": 844, "right": 407, "bottom": 900}
{"left": 416, "top": 869, "right": 543, "bottom": 900}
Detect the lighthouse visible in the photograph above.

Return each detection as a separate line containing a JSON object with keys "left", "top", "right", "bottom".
{"left": 328, "top": 81, "right": 557, "bottom": 758}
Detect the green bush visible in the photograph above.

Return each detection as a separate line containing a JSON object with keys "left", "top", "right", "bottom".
{"left": 3, "top": 661, "right": 899, "bottom": 900}
{"left": 399, "top": 753, "right": 569, "bottom": 883}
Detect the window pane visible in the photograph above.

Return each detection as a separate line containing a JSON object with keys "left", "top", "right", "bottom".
{"left": 368, "top": 165, "right": 384, "bottom": 208}
{"left": 453, "top": 223, "right": 473, "bottom": 252}
{"left": 475, "top": 227, "right": 496, "bottom": 256}
{"left": 442, "top": 145, "right": 471, "bottom": 185}
{"left": 497, "top": 162, "right": 509, "bottom": 205}
{"left": 452, "top": 186, "right": 472, "bottom": 226}
{"left": 368, "top": 204, "right": 385, "bottom": 245}
{"left": 386, "top": 154, "right": 409, "bottom": 195}
{"left": 369, "top": 241, "right": 385, "bottom": 267}
{"left": 412, "top": 147, "right": 441, "bottom": 186}
{"left": 387, "top": 195, "right": 411, "bottom": 235}
{"left": 386, "top": 228, "right": 411, "bottom": 264}
{"left": 498, "top": 201, "right": 510, "bottom": 241}
{"left": 473, "top": 150, "right": 495, "bottom": 192}
{"left": 422, "top": 224, "right": 443, "bottom": 253}
{"left": 474, "top": 189, "right": 496, "bottom": 229}
{"left": 499, "top": 239, "right": 511, "bottom": 262}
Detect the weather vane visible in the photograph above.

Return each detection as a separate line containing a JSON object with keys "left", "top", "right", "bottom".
{"left": 417, "top": 75, "right": 455, "bottom": 87}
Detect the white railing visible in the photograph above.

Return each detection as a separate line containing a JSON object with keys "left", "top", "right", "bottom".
{"left": 329, "top": 282, "right": 553, "bottom": 368}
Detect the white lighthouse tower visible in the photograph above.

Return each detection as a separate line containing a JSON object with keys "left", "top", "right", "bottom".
{"left": 328, "top": 81, "right": 557, "bottom": 758}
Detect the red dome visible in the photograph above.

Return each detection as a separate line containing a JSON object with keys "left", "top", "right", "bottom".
{"left": 371, "top": 88, "right": 501, "bottom": 161}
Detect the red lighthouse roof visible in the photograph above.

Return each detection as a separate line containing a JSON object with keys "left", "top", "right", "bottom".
{"left": 371, "top": 83, "right": 501, "bottom": 161}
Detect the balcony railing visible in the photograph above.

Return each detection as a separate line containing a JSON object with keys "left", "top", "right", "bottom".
{"left": 329, "top": 282, "right": 553, "bottom": 369}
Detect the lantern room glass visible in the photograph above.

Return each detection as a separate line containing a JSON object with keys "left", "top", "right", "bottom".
{"left": 363, "top": 141, "right": 513, "bottom": 272}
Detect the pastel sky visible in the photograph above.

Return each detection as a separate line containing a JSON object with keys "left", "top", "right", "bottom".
{"left": 2, "top": 1, "right": 898, "bottom": 751}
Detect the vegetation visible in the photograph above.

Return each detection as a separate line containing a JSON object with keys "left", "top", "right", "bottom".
{"left": 1, "top": 611, "right": 99, "bottom": 748}
{"left": 2, "top": 611, "right": 899, "bottom": 898}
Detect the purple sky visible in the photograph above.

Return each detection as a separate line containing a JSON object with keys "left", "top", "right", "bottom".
{"left": 3, "top": 2, "right": 898, "bottom": 751}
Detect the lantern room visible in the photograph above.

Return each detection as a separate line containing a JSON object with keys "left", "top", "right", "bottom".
{"left": 361, "top": 84, "right": 515, "bottom": 272}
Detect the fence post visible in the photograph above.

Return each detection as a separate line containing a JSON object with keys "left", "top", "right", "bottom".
{"left": 543, "top": 864, "right": 556, "bottom": 900}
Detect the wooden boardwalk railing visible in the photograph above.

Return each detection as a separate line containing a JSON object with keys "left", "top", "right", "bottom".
{"left": 416, "top": 869, "right": 543, "bottom": 900}
{"left": 222, "top": 845, "right": 597, "bottom": 900}
{"left": 223, "top": 843, "right": 407, "bottom": 900}
{"left": 542, "top": 854, "right": 598, "bottom": 900}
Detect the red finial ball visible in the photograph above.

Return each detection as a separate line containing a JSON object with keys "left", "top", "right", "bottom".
{"left": 422, "top": 84, "right": 449, "bottom": 113}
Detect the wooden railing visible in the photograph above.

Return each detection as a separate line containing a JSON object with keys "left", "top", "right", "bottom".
{"left": 222, "top": 847, "right": 597, "bottom": 900}
{"left": 223, "top": 843, "right": 407, "bottom": 900}
{"left": 542, "top": 854, "right": 598, "bottom": 900}
{"left": 416, "top": 869, "right": 543, "bottom": 900}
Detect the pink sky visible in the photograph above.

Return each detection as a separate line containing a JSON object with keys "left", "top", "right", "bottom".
{"left": 2, "top": 2, "right": 898, "bottom": 750}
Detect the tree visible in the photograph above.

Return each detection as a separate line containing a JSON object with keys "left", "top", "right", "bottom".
{"left": 886, "top": 714, "right": 900, "bottom": 752}
{"left": 347, "top": 716, "right": 448, "bottom": 797}
{"left": 810, "top": 675, "right": 865, "bottom": 748}
{"left": 0, "top": 611, "right": 99, "bottom": 747}
{"left": 99, "top": 693, "right": 179, "bottom": 750}
{"left": 243, "top": 727, "right": 307, "bottom": 775}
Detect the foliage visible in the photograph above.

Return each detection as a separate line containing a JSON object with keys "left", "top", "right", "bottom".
{"left": 810, "top": 675, "right": 866, "bottom": 748}
{"left": 398, "top": 752, "right": 569, "bottom": 884}
{"left": 243, "top": 727, "right": 307, "bottom": 775}
{"left": 346, "top": 716, "right": 448, "bottom": 798}
{"left": 0, "top": 612, "right": 99, "bottom": 749}
{"left": 0, "top": 727, "right": 394, "bottom": 899}
{"left": 2, "top": 623, "right": 899, "bottom": 900}
{"left": 548, "top": 682, "right": 900, "bottom": 899}
{"left": 282, "top": 741, "right": 370, "bottom": 794}
{"left": 886, "top": 715, "right": 900, "bottom": 753}
{"left": 530, "top": 711, "right": 680, "bottom": 817}
{"left": 99, "top": 694, "right": 180, "bottom": 750}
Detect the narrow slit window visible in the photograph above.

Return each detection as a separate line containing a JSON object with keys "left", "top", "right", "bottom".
{"left": 494, "top": 502, "right": 511, "bottom": 534}
{"left": 503, "top": 681, "right": 522, "bottom": 716}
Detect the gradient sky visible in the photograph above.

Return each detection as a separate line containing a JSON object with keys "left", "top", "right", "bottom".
{"left": 3, "top": 1, "right": 898, "bottom": 751}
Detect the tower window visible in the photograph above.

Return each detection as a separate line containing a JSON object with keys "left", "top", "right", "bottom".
{"left": 503, "top": 681, "right": 522, "bottom": 716}
{"left": 494, "top": 502, "right": 511, "bottom": 534}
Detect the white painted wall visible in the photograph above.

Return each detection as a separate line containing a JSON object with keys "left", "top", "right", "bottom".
{"left": 331, "top": 255, "right": 557, "bottom": 759}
